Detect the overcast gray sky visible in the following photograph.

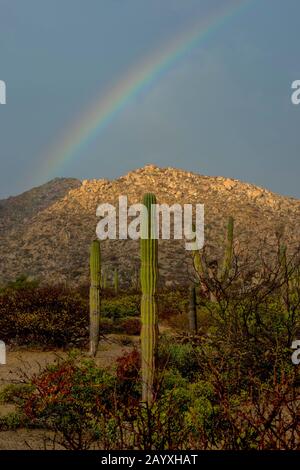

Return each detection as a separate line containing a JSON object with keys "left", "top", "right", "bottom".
{"left": 0, "top": 0, "right": 299, "bottom": 199}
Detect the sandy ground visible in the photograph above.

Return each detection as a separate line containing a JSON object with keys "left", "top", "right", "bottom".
{"left": 0, "top": 336, "right": 138, "bottom": 450}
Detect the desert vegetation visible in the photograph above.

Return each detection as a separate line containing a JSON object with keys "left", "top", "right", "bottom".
{"left": 0, "top": 193, "right": 300, "bottom": 450}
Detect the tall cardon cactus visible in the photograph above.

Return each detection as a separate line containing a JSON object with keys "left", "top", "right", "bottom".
{"left": 140, "top": 193, "right": 158, "bottom": 405}
{"left": 89, "top": 240, "right": 101, "bottom": 356}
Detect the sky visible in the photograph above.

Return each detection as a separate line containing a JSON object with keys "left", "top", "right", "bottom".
{"left": 0, "top": 0, "right": 299, "bottom": 199}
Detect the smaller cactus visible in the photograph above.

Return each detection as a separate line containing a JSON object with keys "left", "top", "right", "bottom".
{"left": 279, "top": 243, "right": 289, "bottom": 298}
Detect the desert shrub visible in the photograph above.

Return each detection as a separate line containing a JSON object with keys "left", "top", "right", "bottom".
{"left": 99, "top": 318, "right": 114, "bottom": 334}
{"left": 159, "top": 368, "right": 189, "bottom": 391}
{"left": 2, "top": 274, "right": 40, "bottom": 291}
{"left": 185, "top": 371, "right": 300, "bottom": 450}
{"left": 131, "top": 389, "right": 193, "bottom": 450}
{"left": 0, "top": 412, "right": 27, "bottom": 431}
{"left": 155, "top": 332, "right": 300, "bottom": 449}
{"left": 2, "top": 248, "right": 300, "bottom": 449}
{"left": 115, "top": 349, "right": 141, "bottom": 405}
{"left": 116, "top": 349, "right": 140, "bottom": 381}
{"left": 199, "top": 297, "right": 298, "bottom": 388}
{"left": 16, "top": 355, "right": 191, "bottom": 450}
{"left": 100, "top": 317, "right": 140, "bottom": 336}
{"left": 166, "top": 311, "right": 190, "bottom": 332}
{"left": 158, "top": 336, "right": 200, "bottom": 381}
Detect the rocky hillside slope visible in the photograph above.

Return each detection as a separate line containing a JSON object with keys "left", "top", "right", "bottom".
{"left": 1, "top": 165, "right": 300, "bottom": 287}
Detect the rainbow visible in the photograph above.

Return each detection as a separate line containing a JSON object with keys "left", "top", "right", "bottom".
{"left": 41, "top": 0, "right": 251, "bottom": 179}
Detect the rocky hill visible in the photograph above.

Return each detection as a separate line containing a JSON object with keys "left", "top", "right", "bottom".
{"left": 1, "top": 165, "right": 300, "bottom": 287}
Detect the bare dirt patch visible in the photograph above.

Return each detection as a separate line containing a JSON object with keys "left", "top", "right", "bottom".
{"left": 0, "top": 335, "right": 139, "bottom": 450}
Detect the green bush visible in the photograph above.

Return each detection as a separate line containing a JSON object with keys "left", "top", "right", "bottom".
{"left": 0, "top": 285, "right": 88, "bottom": 347}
